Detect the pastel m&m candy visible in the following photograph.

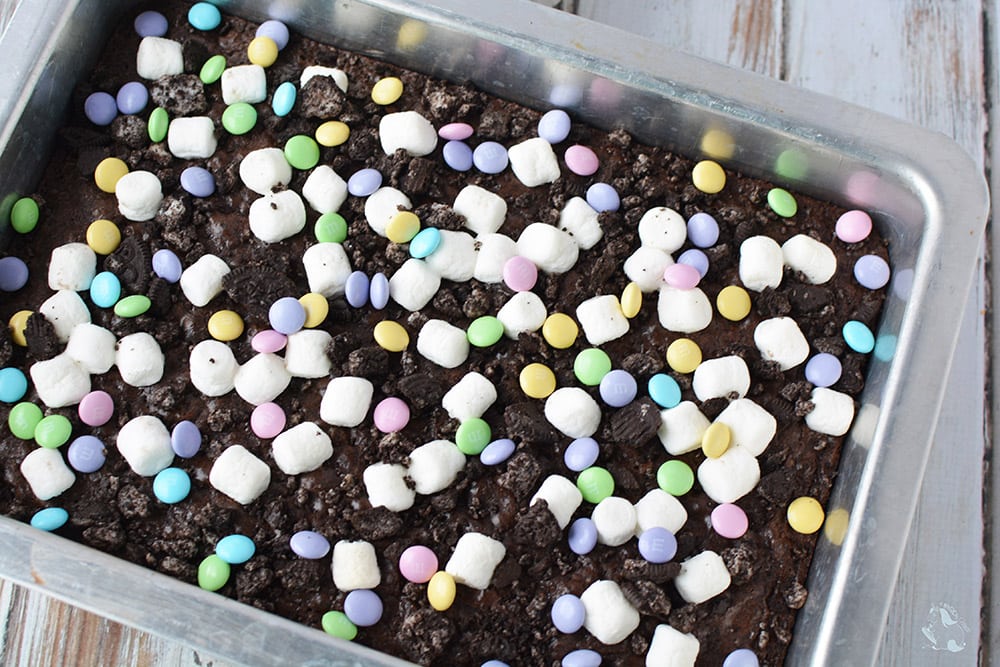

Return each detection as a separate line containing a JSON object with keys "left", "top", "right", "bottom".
{"left": 373, "top": 397, "right": 410, "bottom": 433}
{"left": 520, "top": 363, "right": 556, "bottom": 399}
{"left": 692, "top": 160, "right": 725, "bottom": 193}
{"left": 251, "top": 402, "right": 286, "bottom": 439}
{"left": 836, "top": 210, "right": 872, "bottom": 243}
{"left": 67, "top": 435, "right": 106, "bottom": 473}
{"left": 399, "top": 545, "right": 438, "bottom": 583}
{"left": 78, "top": 390, "right": 114, "bottom": 426}
{"left": 637, "top": 526, "right": 677, "bottom": 563}
{"left": 502, "top": 255, "right": 537, "bottom": 292}
{"left": 216, "top": 534, "right": 256, "bottom": 564}
{"left": 787, "top": 496, "right": 825, "bottom": 534}
{"left": 344, "top": 589, "right": 383, "bottom": 627}
{"left": 564, "top": 144, "right": 598, "bottom": 176}
{"left": 712, "top": 503, "right": 749, "bottom": 539}
{"left": 551, "top": 594, "right": 585, "bottom": 633}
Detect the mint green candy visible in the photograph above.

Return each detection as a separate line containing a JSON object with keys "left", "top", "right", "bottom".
{"left": 466, "top": 316, "right": 504, "bottom": 347}
{"left": 314, "top": 212, "right": 347, "bottom": 243}
{"left": 148, "top": 107, "right": 169, "bottom": 142}
{"left": 657, "top": 460, "right": 694, "bottom": 496}
{"left": 321, "top": 610, "right": 357, "bottom": 640}
{"left": 222, "top": 102, "right": 257, "bottom": 135}
{"left": 455, "top": 418, "right": 491, "bottom": 455}
{"left": 284, "top": 135, "right": 320, "bottom": 170}
{"left": 577, "top": 466, "right": 614, "bottom": 504}
{"left": 573, "top": 348, "right": 612, "bottom": 386}
{"left": 9, "top": 402, "right": 43, "bottom": 440}
{"left": 114, "top": 294, "right": 151, "bottom": 318}
{"left": 10, "top": 197, "right": 39, "bottom": 234}
{"left": 199, "top": 54, "right": 226, "bottom": 84}
{"left": 34, "top": 414, "right": 72, "bottom": 448}
{"left": 197, "top": 554, "right": 231, "bottom": 591}
{"left": 767, "top": 187, "right": 798, "bottom": 218}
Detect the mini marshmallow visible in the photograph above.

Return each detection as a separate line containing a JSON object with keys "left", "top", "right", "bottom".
{"left": 674, "top": 550, "right": 731, "bottom": 604}
{"left": 320, "top": 376, "right": 374, "bottom": 427}
{"left": 116, "top": 170, "right": 163, "bottom": 221}
{"left": 240, "top": 147, "right": 292, "bottom": 195}
{"left": 116, "top": 332, "right": 164, "bottom": 387}
{"left": 117, "top": 415, "right": 174, "bottom": 476}
{"left": 48, "top": 243, "right": 96, "bottom": 291}
{"left": 558, "top": 196, "right": 603, "bottom": 250}
{"left": 301, "top": 65, "right": 348, "bottom": 92}
{"left": 754, "top": 317, "right": 809, "bottom": 370}
{"left": 805, "top": 387, "right": 856, "bottom": 436}
{"left": 646, "top": 624, "right": 700, "bottom": 667}
{"left": 39, "top": 290, "right": 91, "bottom": 342}
{"left": 332, "top": 540, "right": 380, "bottom": 591}
{"left": 416, "top": 319, "right": 469, "bottom": 369}
{"left": 657, "top": 286, "right": 713, "bottom": 333}
{"left": 782, "top": 234, "right": 837, "bottom": 284}
{"left": 507, "top": 136, "right": 561, "bottom": 187}
{"left": 180, "top": 254, "right": 230, "bottom": 307}
{"left": 30, "top": 354, "right": 90, "bottom": 408}
{"left": 657, "top": 401, "right": 711, "bottom": 456}
{"left": 302, "top": 242, "right": 352, "bottom": 297}
{"left": 454, "top": 185, "right": 507, "bottom": 235}
{"left": 739, "top": 235, "right": 784, "bottom": 291}
{"left": 302, "top": 165, "right": 348, "bottom": 214}
{"left": 445, "top": 532, "right": 507, "bottom": 590}
{"left": 234, "top": 353, "right": 292, "bottom": 405}
{"left": 592, "top": 496, "right": 637, "bottom": 546}
{"left": 517, "top": 223, "right": 579, "bottom": 274}
{"left": 365, "top": 187, "right": 412, "bottom": 236}
{"left": 408, "top": 440, "right": 465, "bottom": 494}
{"left": 20, "top": 448, "right": 75, "bottom": 500}
{"left": 576, "top": 294, "right": 629, "bottom": 345}
{"left": 473, "top": 233, "right": 518, "bottom": 283}
{"left": 388, "top": 258, "right": 440, "bottom": 311}
{"left": 136, "top": 37, "right": 183, "bottom": 80}
{"left": 581, "top": 580, "right": 640, "bottom": 645}
{"left": 249, "top": 190, "right": 306, "bottom": 243}
{"left": 697, "top": 446, "right": 760, "bottom": 504}
{"left": 530, "top": 475, "right": 583, "bottom": 529}
{"left": 65, "top": 323, "right": 116, "bottom": 374}
{"left": 272, "top": 422, "right": 333, "bottom": 475}
{"left": 363, "top": 463, "right": 415, "bottom": 512}
{"left": 379, "top": 111, "right": 438, "bottom": 156}
{"left": 283, "top": 329, "right": 332, "bottom": 378}
{"left": 221, "top": 64, "right": 267, "bottom": 104}
{"left": 441, "top": 372, "right": 497, "bottom": 421}
{"left": 544, "top": 387, "right": 602, "bottom": 439}
{"left": 424, "top": 230, "right": 477, "bottom": 282}
{"left": 496, "top": 291, "right": 547, "bottom": 339}
{"left": 209, "top": 445, "right": 271, "bottom": 504}
{"left": 633, "top": 488, "right": 688, "bottom": 535}
{"left": 189, "top": 340, "right": 239, "bottom": 396}
{"left": 691, "top": 356, "right": 750, "bottom": 401}
{"left": 638, "top": 207, "right": 687, "bottom": 253}
{"left": 715, "top": 398, "right": 776, "bottom": 456}
{"left": 166, "top": 117, "right": 217, "bottom": 160}
{"left": 624, "top": 246, "right": 674, "bottom": 292}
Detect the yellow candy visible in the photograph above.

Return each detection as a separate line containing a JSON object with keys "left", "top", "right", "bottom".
{"left": 427, "top": 571, "right": 456, "bottom": 611}
{"left": 691, "top": 159, "right": 726, "bottom": 194}
{"left": 787, "top": 496, "right": 825, "bottom": 535}
{"left": 541, "top": 313, "right": 578, "bottom": 349}
{"left": 699, "top": 128, "right": 735, "bottom": 160}
{"left": 666, "top": 338, "right": 702, "bottom": 374}
{"left": 373, "top": 320, "right": 409, "bottom": 352}
{"left": 701, "top": 422, "right": 731, "bottom": 458}
{"left": 207, "top": 310, "right": 244, "bottom": 341}
{"left": 315, "top": 121, "right": 350, "bottom": 147}
{"left": 247, "top": 36, "right": 279, "bottom": 67}
{"left": 94, "top": 157, "right": 129, "bottom": 193}
{"left": 620, "top": 282, "right": 642, "bottom": 319}
{"left": 519, "top": 363, "right": 556, "bottom": 399}
{"left": 386, "top": 211, "right": 420, "bottom": 244}
{"left": 8, "top": 310, "right": 32, "bottom": 346}
{"left": 86, "top": 219, "right": 121, "bottom": 255}
{"left": 823, "top": 507, "right": 850, "bottom": 546}
{"left": 371, "top": 76, "right": 404, "bottom": 105}
{"left": 299, "top": 293, "right": 329, "bottom": 328}
{"left": 716, "top": 285, "right": 751, "bottom": 321}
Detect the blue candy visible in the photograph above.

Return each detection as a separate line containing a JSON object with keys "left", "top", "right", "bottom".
{"left": 152, "top": 249, "right": 183, "bottom": 283}
{"left": 153, "top": 467, "right": 192, "bottom": 504}
{"left": 116, "top": 81, "right": 149, "bottom": 115}
{"left": 586, "top": 182, "right": 619, "bottom": 212}
{"left": 472, "top": 141, "right": 508, "bottom": 174}
{"left": 188, "top": 2, "right": 222, "bottom": 30}
{"left": 563, "top": 437, "right": 599, "bottom": 472}
{"left": 538, "top": 109, "right": 571, "bottom": 144}
{"left": 843, "top": 320, "right": 875, "bottom": 353}
{"left": 216, "top": 534, "right": 256, "bottom": 564}
{"left": 347, "top": 168, "right": 382, "bottom": 197}
{"left": 687, "top": 212, "right": 720, "bottom": 248}
{"left": 0, "top": 367, "right": 27, "bottom": 403}
{"left": 369, "top": 272, "right": 390, "bottom": 310}
{"left": 272, "top": 81, "right": 297, "bottom": 117}
{"left": 67, "top": 435, "right": 106, "bottom": 473}
{"left": 134, "top": 10, "right": 169, "bottom": 37}
{"left": 171, "top": 420, "right": 202, "bottom": 458}
{"left": 551, "top": 593, "right": 585, "bottom": 633}
{"left": 677, "top": 248, "right": 709, "bottom": 277}
{"left": 345, "top": 271, "right": 370, "bottom": 308}
{"left": 0, "top": 256, "right": 29, "bottom": 292}
{"left": 443, "top": 140, "right": 473, "bottom": 171}
{"left": 637, "top": 526, "right": 677, "bottom": 563}
{"left": 647, "top": 373, "right": 681, "bottom": 409}
{"left": 84, "top": 92, "right": 117, "bottom": 126}
{"left": 256, "top": 20, "right": 290, "bottom": 50}
{"left": 180, "top": 166, "right": 215, "bottom": 197}
{"left": 89, "top": 271, "right": 122, "bottom": 308}
{"left": 409, "top": 227, "right": 441, "bottom": 259}
{"left": 568, "top": 517, "right": 598, "bottom": 555}
{"left": 30, "top": 507, "right": 69, "bottom": 532}
{"left": 598, "top": 369, "right": 636, "bottom": 408}
{"left": 562, "top": 649, "right": 602, "bottom": 667}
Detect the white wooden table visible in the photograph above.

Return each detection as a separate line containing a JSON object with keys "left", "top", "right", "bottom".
{"left": 0, "top": 1, "right": 991, "bottom": 664}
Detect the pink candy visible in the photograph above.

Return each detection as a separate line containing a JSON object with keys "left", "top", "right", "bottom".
{"left": 663, "top": 262, "right": 701, "bottom": 290}
{"left": 711, "top": 503, "right": 749, "bottom": 539}
{"left": 398, "top": 545, "right": 438, "bottom": 583}
{"left": 835, "top": 210, "right": 873, "bottom": 243}
{"left": 373, "top": 397, "right": 410, "bottom": 433}
{"left": 502, "top": 255, "right": 538, "bottom": 292}
{"left": 438, "top": 122, "right": 474, "bottom": 141}
{"left": 78, "top": 390, "right": 114, "bottom": 426}
{"left": 252, "top": 329, "right": 287, "bottom": 354}
{"left": 251, "top": 402, "right": 286, "bottom": 438}
{"left": 564, "top": 144, "right": 599, "bottom": 176}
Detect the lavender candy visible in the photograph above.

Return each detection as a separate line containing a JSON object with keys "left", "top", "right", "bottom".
{"left": 677, "top": 248, "right": 709, "bottom": 278}
{"left": 0, "top": 256, "right": 29, "bottom": 292}
{"left": 443, "top": 140, "right": 473, "bottom": 172}
{"left": 347, "top": 168, "right": 382, "bottom": 197}
{"left": 171, "top": 420, "right": 203, "bottom": 458}
{"left": 67, "top": 435, "right": 106, "bottom": 473}
{"left": 345, "top": 271, "right": 370, "bottom": 308}
{"left": 472, "top": 141, "right": 508, "bottom": 174}
{"left": 116, "top": 81, "right": 149, "bottom": 115}
{"left": 84, "top": 92, "right": 117, "bottom": 126}
{"left": 687, "top": 212, "right": 720, "bottom": 248}
{"left": 256, "top": 20, "right": 290, "bottom": 50}
{"left": 180, "top": 166, "right": 216, "bottom": 198}
{"left": 568, "top": 517, "right": 598, "bottom": 555}
{"left": 563, "top": 437, "right": 599, "bottom": 472}
{"left": 586, "top": 182, "right": 620, "bottom": 212}
{"left": 152, "top": 248, "right": 183, "bottom": 283}
{"left": 290, "top": 530, "right": 331, "bottom": 559}
{"left": 538, "top": 109, "right": 571, "bottom": 144}
{"left": 598, "top": 369, "right": 637, "bottom": 408}
{"left": 804, "top": 353, "right": 842, "bottom": 388}
{"left": 343, "top": 589, "right": 383, "bottom": 627}
{"left": 134, "top": 10, "right": 169, "bottom": 37}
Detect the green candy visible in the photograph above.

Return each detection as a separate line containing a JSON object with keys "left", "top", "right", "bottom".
{"left": 321, "top": 610, "right": 357, "bottom": 640}
{"left": 576, "top": 466, "right": 614, "bottom": 504}
{"left": 114, "top": 294, "right": 151, "bottom": 318}
{"left": 284, "top": 134, "right": 320, "bottom": 170}
{"left": 573, "top": 348, "right": 612, "bottom": 386}
{"left": 657, "top": 460, "right": 694, "bottom": 496}
{"left": 199, "top": 54, "right": 226, "bottom": 84}
{"left": 466, "top": 316, "right": 504, "bottom": 348}
{"left": 455, "top": 418, "right": 491, "bottom": 455}
{"left": 9, "top": 402, "right": 43, "bottom": 440}
{"left": 34, "top": 414, "right": 72, "bottom": 449}
{"left": 198, "top": 554, "right": 231, "bottom": 591}
{"left": 10, "top": 197, "right": 39, "bottom": 234}
{"left": 767, "top": 187, "right": 798, "bottom": 218}
{"left": 148, "top": 107, "right": 169, "bottom": 143}
{"left": 222, "top": 102, "right": 257, "bottom": 135}
{"left": 314, "top": 212, "right": 347, "bottom": 243}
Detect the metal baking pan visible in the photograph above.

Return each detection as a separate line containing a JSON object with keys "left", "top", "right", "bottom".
{"left": 0, "top": 1, "right": 988, "bottom": 665}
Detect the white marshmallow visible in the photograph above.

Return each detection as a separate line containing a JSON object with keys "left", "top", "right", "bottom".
{"left": 320, "top": 376, "right": 374, "bottom": 427}
{"left": 272, "top": 422, "right": 333, "bottom": 475}
{"left": 416, "top": 319, "right": 469, "bottom": 369}
{"left": 180, "top": 254, "right": 230, "bottom": 307}
{"left": 805, "top": 387, "right": 856, "bottom": 436}
{"left": 754, "top": 317, "right": 809, "bottom": 371}
{"left": 249, "top": 190, "right": 306, "bottom": 243}
{"left": 633, "top": 489, "right": 688, "bottom": 535}
{"left": 65, "top": 323, "right": 116, "bottom": 374}
{"left": 507, "top": 136, "right": 561, "bottom": 187}
{"left": 558, "top": 196, "right": 603, "bottom": 250}
{"left": 646, "top": 624, "right": 700, "bottom": 667}
{"left": 592, "top": 496, "right": 637, "bottom": 546}
{"left": 496, "top": 291, "right": 547, "bottom": 339}
{"left": 692, "top": 356, "right": 750, "bottom": 401}
{"left": 697, "top": 446, "right": 760, "bottom": 504}
{"left": 39, "top": 290, "right": 91, "bottom": 342}
{"left": 363, "top": 463, "right": 415, "bottom": 512}
{"left": 517, "top": 223, "right": 579, "bottom": 274}
{"left": 544, "top": 387, "right": 602, "bottom": 439}
{"left": 715, "top": 398, "right": 776, "bottom": 456}
{"left": 740, "top": 235, "right": 784, "bottom": 291}
{"left": 301, "top": 65, "right": 348, "bottom": 92}
{"left": 581, "top": 580, "right": 640, "bottom": 645}
{"left": 365, "top": 187, "right": 412, "bottom": 236}
{"left": 331, "top": 540, "right": 380, "bottom": 591}
{"left": 115, "top": 170, "right": 163, "bottom": 221}
{"left": 302, "top": 165, "right": 348, "bottom": 214}
{"left": 576, "top": 294, "right": 629, "bottom": 345}
{"left": 221, "top": 64, "right": 267, "bottom": 104}
{"left": 657, "top": 401, "right": 711, "bottom": 456}
{"left": 302, "top": 242, "right": 352, "bottom": 298}
{"left": 379, "top": 111, "right": 438, "bottom": 157}
{"left": 638, "top": 207, "right": 687, "bottom": 253}
{"left": 209, "top": 445, "right": 271, "bottom": 504}
{"left": 657, "top": 286, "right": 713, "bottom": 333}
{"left": 166, "top": 117, "right": 217, "bottom": 160}
{"left": 29, "top": 354, "right": 90, "bottom": 408}
{"left": 136, "top": 37, "right": 183, "bottom": 80}
{"left": 283, "top": 329, "right": 332, "bottom": 378}
{"left": 116, "top": 332, "right": 164, "bottom": 387}
{"left": 424, "top": 230, "right": 477, "bottom": 282}
{"left": 48, "top": 243, "right": 96, "bottom": 291}
{"left": 117, "top": 415, "right": 173, "bottom": 476}
{"left": 445, "top": 532, "right": 507, "bottom": 590}
{"left": 441, "top": 372, "right": 497, "bottom": 421}
{"left": 189, "top": 340, "right": 238, "bottom": 396}
{"left": 408, "top": 440, "right": 465, "bottom": 494}
{"left": 20, "top": 448, "right": 75, "bottom": 500}
{"left": 530, "top": 475, "right": 583, "bottom": 529}
{"left": 388, "top": 258, "right": 440, "bottom": 311}
{"left": 473, "top": 233, "right": 518, "bottom": 283}
{"left": 624, "top": 246, "right": 673, "bottom": 292}
{"left": 239, "top": 148, "right": 292, "bottom": 195}
{"left": 674, "top": 550, "right": 731, "bottom": 604}
{"left": 454, "top": 185, "right": 507, "bottom": 235}
{"left": 782, "top": 234, "right": 837, "bottom": 284}
{"left": 234, "top": 353, "right": 292, "bottom": 405}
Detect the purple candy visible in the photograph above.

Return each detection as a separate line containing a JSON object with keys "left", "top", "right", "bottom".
{"left": 687, "top": 212, "right": 720, "bottom": 248}
{"left": 805, "top": 353, "right": 842, "bottom": 387}
{"left": 564, "top": 437, "right": 599, "bottom": 472}
{"left": 473, "top": 141, "right": 508, "bottom": 174}
{"left": 290, "top": 530, "right": 330, "bottom": 559}
{"left": 723, "top": 648, "right": 760, "bottom": 667}
{"left": 561, "top": 649, "right": 602, "bottom": 667}
{"left": 180, "top": 166, "right": 215, "bottom": 197}
{"left": 538, "top": 109, "right": 571, "bottom": 144}
{"left": 551, "top": 594, "right": 585, "bottom": 633}
{"left": 598, "top": 369, "right": 636, "bottom": 407}
{"left": 67, "top": 435, "right": 106, "bottom": 473}
{"left": 269, "top": 296, "right": 306, "bottom": 334}
{"left": 0, "top": 256, "right": 29, "bottom": 292}
{"left": 586, "top": 182, "right": 619, "bottom": 212}
{"left": 345, "top": 270, "right": 370, "bottom": 308}
{"left": 134, "top": 10, "right": 169, "bottom": 37}
{"left": 171, "top": 420, "right": 202, "bottom": 458}
{"left": 116, "top": 81, "right": 149, "bottom": 115}
{"left": 347, "top": 168, "right": 382, "bottom": 197}
{"left": 677, "top": 248, "right": 709, "bottom": 278}
{"left": 854, "top": 254, "right": 890, "bottom": 289}
{"left": 256, "top": 20, "right": 290, "bottom": 50}
{"left": 369, "top": 272, "right": 389, "bottom": 309}
{"left": 84, "top": 92, "right": 117, "bottom": 126}
{"left": 481, "top": 662, "right": 510, "bottom": 667}
{"left": 480, "top": 438, "right": 516, "bottom": 466}
{"left": 152, "top": 248, "right": 183, "bottom": 283}
{"left": 568, "top": 517, "right": 598, "bottom": 555}
{"left": 442, "top": 140, "right": 473, "bottom": 171}
{"left": 637, "top": 526, "right": 677, "bottom": 563}
{"left": 344, "top": 589, "right": 383, "bottom": 627}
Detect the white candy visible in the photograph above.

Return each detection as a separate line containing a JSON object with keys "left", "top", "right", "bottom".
{"left": 116, "top": 170, "right": 163, "bottom": 221}
{"left": 697, "top": 446, "right": 760, "bottom": 504}
{"left": 530, "top": 475, "right": 583, "bottom": 529}
{"left": 234, "top": 353, "right": 291, "bottom": 405}
{"left": 657, "top": 401, "right": 711, "bottom": 456}
{"left": 441, "top": 372, "right": 497, "bottom": 421}
{"left": 424, "top": 230, "right": 477, "bottom": 281}
{"left": 805, "top": 387, "right": 856, "bottom": 436}
{"left": 416, "top": 319, "right": 469, "bottom": 369}
{"left": 331, "top": 540, "right": 380, "bottom": 591}
{"left": 646, "top": 624, "right": 700, "bottom": 667}
{"left": 558, "top": 196, "right": 603, "bottom": 250}
{"left": 507, "top": 136, "right": 561, "bottom": 187}
{"left": 657, "top": 286, "right": 712, "bottom": 333}
{"left": 20, "top": 448, "right": 75, "bottom": 500}
{"left": 715, "top": 398, "right": 776, "bottom": 456}
{"left": 379, "top": 111, "right": 438, "bottom": 157}
{"left": 638, "top": 207, "right": 687, "bottom": 253}
{"left": 592, "top": 496, "right": 637, "bottom": 546}
{"left": 691, "top": 355, "right": 750, "bottom": 401}
{"left": 408, "top": 440, "right": 465, "bottom": 494}
{"left": 302, "top": 242, "right": 352, "bottom": 298}
{"left": 445, "top": 532, "right": 506, "bottom": 590}
{"left": 116, "top": 332, "right": 164, "bottom": 387}
{"left": 454, "top": 185, "right": 507, "bottom": 235}
{"left": 209, "top": 445, "right": 271, "bottom": 504}
{"left": 544, "top": 387, "right": 601, "bottom": 438}
{"left": 782, "top": 234, "right": 836, "bottom": 283}
{"left": 624, "top": 246, "right": 673, "bottom": 292}
{"left": 283, "top": 329, "right": 332, "bottom": 378}
{"left": 365, "top": 187, "right": 412, "bottom": 236}
{"left": 496, "top": 291, "right": 547, "bottom": 339}
{"left": 180, "top": 254, "right": 230, "bottom": 307}
{"left": 363, "top": 463, "right": 415, "bottom": 512}
{"left": 249, "top": 190, "right": 306, "bottom": 243}
{"left": 221, "top": 64, "right": 267, "bottom": 104}
{"left": 272, "top": 422, "right": 333, "bottom": 475}
{"left": 39, "top": 290, "right": 91, "bottom": 342}
{"left": 739, "top": 235, "right": 784, "bottom": 291}
{"left": 320, "top": 376, "right": 374, "bottom": 427}
{"left": 65, "top": 323, "right": 116, "bottom": 374}
{"left": 136, "top": 37, "right": 183, "bottom": 80}
{"left": 576, "top": 294, "right": 629, "bottom": 345}
{"left": 117, "top": 415, "right": 173, "bottom": 476}
{"left": 581, "top": 580, "right": 640, "bottom": 645}
{"left": 301, "top": 65, "right": 348, "bottom": 92}
{"left": 29, "top": 354, "right": 90, "bottom": 408}
{"left": 302, "top": 165, "right": 348, "bottom": 214}
{"left": 48, "top": 243, "right": 96, "bottom": 291}
{"left": 674, "top": 550, "right": 731, "bottom": 604}
{"left": 754, "top": 317, "right": 809, "bottom": 370}
{"left": 517, "top": 223, "right": 579, "bottom": 274}
{"left": 633, "top": 489, "right": 688, "bottom": 535}
{"left": 473, "top": 233, "right": 518, "bottom": 283}
{"left": 389, "top": 258, "right": 440, "bottom": 311}
{"left": 166, "top": 117, "right": 217, "bottom": 160}
{"left": 189, "top": 340, "right": 238, "bottom": 396}
{"left": 239, "top": 148, "right": 292, "bottom": 195}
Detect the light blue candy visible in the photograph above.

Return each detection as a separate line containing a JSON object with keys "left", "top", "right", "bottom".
{"left": 538, "top": 109, "right": 571, "bottom": 143}
{"left": 89, "top": 271, "right": 122, "bottom": 308}
{"left": 843, "top": 320, "right": 875, "bottom": 353}
{"left": 216, "top": 534, "right": 256, "bottom": 564}
{"left": 443, "top": 140, "right": 473, "bottom": 171}
{"left": 409, "top": 227, "right": 441, "bottom": 259}
{"left": 551, "top": 593, "right": 585, "bottom": 633}
{"left": 562, "top": 649, "right": 602, "bottom": 667}
{"left": 369, "top": 272, "right": 389, "bottom": 310}
{"left": 648, "top": 373, "right": 681, "bottom": 409}
{"left": 345, "top": 271, "right": 370, "bottom": 308}
{"left": 272, "top": 81, "right": 297, "bottom": 117}
{"left": 30, "top": 507, "right": 69, "bottom": 532}
{"left": 567, "top": 517, "right": 597, "bottom": 555}
{"left": 153, "top": 467, "right": 192, "bottom": 504}
{"left": 564, "top": 437, "right": 599, "bottom": 472}
{"left": 480, "top": 438, "right": 516, "bottom": 466}
{"left": 0, "top": 367, "right": 27, "bottom": 403}
{"left": 188, "top": 2, "right": 222, "bottom": 30}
